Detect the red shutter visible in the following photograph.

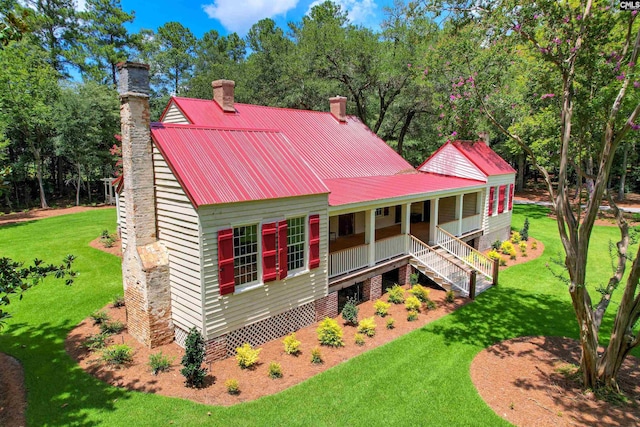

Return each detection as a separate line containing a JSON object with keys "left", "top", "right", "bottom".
{"left": 508, "top": 183, "right": 514, "bottom": 211}
{"left": 498, "top": 185, "right": 506, "bottom": 214}
{"left": 278, "top": 221, "right": 288, "bottom": 279}
{"left": 262, "top": 222, "right": 277, "bottom": 282}
{"left": 309, "top": 214, "right": 320, "bottom": 269}
{"left": 488, "top": 187, "right": 494, "bottom": 216}
{"left": 218, "top": 228, "right": 235, "bottom": 295}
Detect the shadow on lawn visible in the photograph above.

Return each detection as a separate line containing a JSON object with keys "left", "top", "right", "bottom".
{"left": 426, "top": 285, "right": 577, "bottom": 349}
{"left": 0, "top": 320, "right": 130, "bottom": 426}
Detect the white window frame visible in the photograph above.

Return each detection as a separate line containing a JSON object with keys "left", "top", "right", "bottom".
{"left": 492, "top": 186, "right": 499, "bottom": 216}
{"left": 232, "top": 223, "right": 261, "bottom": 293}
{"left": 504, "top": 184, "right": 511, "bottom": 212}
{"left": 286, "top": 215, "right": 308, "bottom": 276}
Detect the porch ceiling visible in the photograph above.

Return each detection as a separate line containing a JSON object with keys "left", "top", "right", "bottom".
{"left": 324, "top": 173, "right": 484, "bottom": 208}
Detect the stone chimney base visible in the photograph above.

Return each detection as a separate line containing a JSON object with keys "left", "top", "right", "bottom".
{"left": 123, "top": 241, "right": 174, "bottom": 347}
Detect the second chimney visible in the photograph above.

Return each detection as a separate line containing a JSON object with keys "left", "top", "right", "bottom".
{"left": 329, "top": 96, "right": 347, "bottom": 122}
{"left": 212, "top": 79, "right": 235, "bottom": 112}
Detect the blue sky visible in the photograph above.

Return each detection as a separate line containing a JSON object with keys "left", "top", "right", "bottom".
{"left": 106, "top": 0, "right": 402, "bottom": 38}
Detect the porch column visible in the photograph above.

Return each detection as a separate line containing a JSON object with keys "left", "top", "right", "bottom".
{"left": 401, "top": 203, "right": 411, "bottom": 252}
{"left": 456, "top": 194, "right": 464, "bottom": 236}
{"left": 365, "top": 209, "right": 376, "bottom": 266}
{"left": 429, "top": 198, "right": 439, "bottom": 245}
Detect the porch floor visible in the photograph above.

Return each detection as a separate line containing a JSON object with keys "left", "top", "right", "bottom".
{"left": 329, "top": 222, "right": 430, "bottom": 253}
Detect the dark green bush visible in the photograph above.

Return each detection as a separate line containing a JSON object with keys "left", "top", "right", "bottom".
{"left": 181, "top": 327, "right": 207, "bottom": 388}
{"left": 520, "top": 217, "right": 530, "bottom": 241}
{"left": 341, "top": 297, "right": 359, "bottom": 325}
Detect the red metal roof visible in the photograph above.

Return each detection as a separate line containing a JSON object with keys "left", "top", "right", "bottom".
{"left": 150, "top": 123, "right": 328, "bottom": 207}
{"left": 450, "top": 140, "right": 515, "bottom": 176}
{"left": 167, "top": 97, "right": 415, "bottom": 180}
{"left": 324, "top": 173, "right": 485, "bottom": 206}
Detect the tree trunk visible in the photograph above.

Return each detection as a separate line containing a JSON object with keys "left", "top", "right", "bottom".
{"left": 396, "top": 110, "right": 415, "bottom": 157}
{"left": 33, "top": 148, "right": 48, "bottom": 209}
{"left": 618, "top": 144, "right": 629, "bottom": 202}
{"left": 76, "top": 164, "right": 81, "bottom": 206}
{"left": 516, "top": 153, "right": 525, "bottom": 192}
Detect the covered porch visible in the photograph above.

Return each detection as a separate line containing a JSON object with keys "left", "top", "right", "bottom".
{"left": 328, "top": 191, "right": 485, "bottom": 279}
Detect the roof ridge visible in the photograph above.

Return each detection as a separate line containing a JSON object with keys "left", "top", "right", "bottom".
{"left": 151, "top": 122, "right": 282, "bottom": 133}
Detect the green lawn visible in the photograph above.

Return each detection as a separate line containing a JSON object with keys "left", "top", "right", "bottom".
{"left": 0, "top": 205, "right": 637, "bottom": 426}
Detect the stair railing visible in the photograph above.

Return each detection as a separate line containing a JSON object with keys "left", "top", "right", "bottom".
{"left": 435, "top": 226, "right": 495, "bottom": 282}
{"left": 409, "top": 236, "right": 470, "bottom": 294}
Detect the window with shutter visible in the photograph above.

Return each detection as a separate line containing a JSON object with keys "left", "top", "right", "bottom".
{"left": 218, "top": 228, "right": 235, "bottom": 295}
{"left": 233, "top": 225, "right": 258, "bottom": 287}
{"left": 488, "top": 187, "right": 495, "bottom": 216}
{"left": 262, "top": 222, "right": 277, "bottom": 282}
{"left": 309, "top": 214, "right": 320, "bottom": 269}
{"left": 498, "top": 185, "right": 506, "bottom": 214}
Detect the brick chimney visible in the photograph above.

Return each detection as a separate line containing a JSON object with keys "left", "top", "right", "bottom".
{"left": 329, "top": 96, "right": 347, "bottom": 122}
{"left": 212, "top": 79, "right": 235, "bottom": 112}
{"left": 118, "top": 62, "right": 173, "bottom": 348}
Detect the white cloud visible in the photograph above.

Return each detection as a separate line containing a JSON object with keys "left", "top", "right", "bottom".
{"left": 202, "top": 0, "right": 299, "bottom": 34}
{"left": 307, "top": 0, "right": 378, "bottom": 26}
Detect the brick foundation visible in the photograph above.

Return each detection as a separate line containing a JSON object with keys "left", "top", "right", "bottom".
{"left": 398, "top": 264, "right": 412, "bottom": 286}
{"left": 363, "top": 275, "right": 382, "bottom": 301}
{"left": 314, "top": 292, "right": 338, "bottom": 321}
{"left": 205, "top": 335, "right": 228, "bottom": 362}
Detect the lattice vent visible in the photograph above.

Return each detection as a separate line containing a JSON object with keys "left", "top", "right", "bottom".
{"left": 225, "top": 302, "right": 316, "bottom": 356}
{"left": 174, "top": 326, "right": 188, "bottom": 348}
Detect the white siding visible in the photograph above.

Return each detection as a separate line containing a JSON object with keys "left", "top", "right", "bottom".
{"left": 420, "top": 144, "right": 487, "bottom": 182}
{"left": 153, "top": 145, "right": 203, "bottom": 332}
{"left": 117, "top": 192, "right": 127, "bottom": 250}
{"left": 161, "top": 102, "right": 189, "bottom": 124}
{"left": 200, "top": 195, "right": 329, "bottom": 340}
{"left": 483, "top": 174, "right": 516, "bottom": 233}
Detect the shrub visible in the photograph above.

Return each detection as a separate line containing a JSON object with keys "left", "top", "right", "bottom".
{"left": 409, "top": 285, "right": 430, "bottom": 302}
{"left": 225, "top": 378, "right": 240, "bottom": 395}
{"left": 236, "top": 343, "right": 261, "bottom": 369}
{"left": 341, "top": 297, "right": 359, "bottom": 325}
{"left": 357, "top": 317, "right": 376, "bottom": 337}
{"left": 405, "top": 296, "right": 421, "bottom": 312}
{"left": 148, "top": 351, "right": 174, "bottom": 375}
{"left": 487, "top": 250, "right": 501, "bottom": 262}
{"left": 99, "top": 320, "right": 124, "bottom": 335}
{"left": 510, "top": 231, "right": 522, "bottom": 244}
{"left": 111, "top": 294, "right": 125, "bottom": 308}
{"left": 407, "top": 310, "right": 419, "bottom": 321}
{"left": 519, "top": 241, "right": 527, "bottom": 256}
{"left": 387, "top": 284, "right": 405, "bottom": 304}
{"left": 90, "top": 310, "right": 110, "bottom": 325}
{"left": 409, "top": 273, "right": 419, "bottom": 286}
{"left": 491, "top": 239, "right": 502, "bottom": 250}
{"left": 500, "top": 241, "right": 515, "bottom": 255}
{"left": 101, "top": 344, "right": 134, "bottom": 365}
{"left": 283, "top": 333, "right": 301, "bottom": 355}
{"left": 310, "top": 347, "right": 323, "bottom": 364}
{"left": 509, "top": 249, "right": 517, "bottom": 260}
{"left": 423, "top": 299, "right": 437, "bottom": 311}
{"left": 445, "top": 290, "right": 455, "bottom": 303}
{"left": 373, "top": 299, "right": 391, "bottom": 317}
{"left": 181, "top": 327, "right": 207, "bottom": 388}
{"left": 316, "top": 317, "right": 344, "bottom": 347}
{"left": 268, "top": 361, "right": 283, "bottom": 379}
{"left": 101, "top": 229, "right": 110, "bottom": 239}
{"left": 499, "top": 258, "right": 507, "bottom": 266}
{"left": 531, "top": 240, "right": 538, "bottom": 250}
{"left": 83, "top": 333, "right": 108, "bottom": 351}
{"left": 354, "top": 333, "right": 365, "bottom": 346}
{"left": 520, "top": 217, "right": 530, "bottom": 241}
{"left": 101, "top": 236, "right": 116, "bottom": 248}
{"left": 385, "top": 317, "right": 395, "bottom": 329}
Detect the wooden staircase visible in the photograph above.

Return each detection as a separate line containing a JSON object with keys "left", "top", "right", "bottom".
{"left": 409, "top": 233, "right": 497, "bottom": 298}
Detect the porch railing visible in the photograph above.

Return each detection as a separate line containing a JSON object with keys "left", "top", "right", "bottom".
{"left": 438, "top": 213, "right": 482, "bottom": 237}
{"left": 409, "top": 236, "right": 470, "bottom": 294}
{"left": 435, "top": 226, "right": 494, "bottom": 281}
{"left": 375, "top": 235, "right": 407, "bottom": 263}
{"left": 329, "top": 244, "right": 369, "bottom": 278}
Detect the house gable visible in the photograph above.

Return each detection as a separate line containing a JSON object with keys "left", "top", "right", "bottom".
{"left": 159, "top": 99, "right": 190, "bottom": 124}
{"left": 418, "top": 143, "right": 487, "bottom": 182}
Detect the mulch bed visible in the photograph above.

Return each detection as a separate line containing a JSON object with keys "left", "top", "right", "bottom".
{"left": 65, "top": 287, "right": 466, "bottom": 406}
{"left": 0, "top": 352, "right": 26, "bottom": 427}
{"left": 471, "top": 336, "right": 640, "bottom": 427}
